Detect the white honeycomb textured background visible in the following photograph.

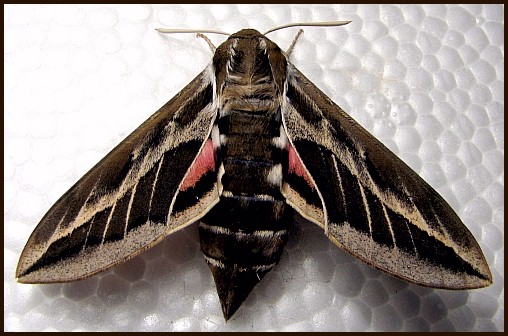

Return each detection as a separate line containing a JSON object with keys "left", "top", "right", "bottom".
{"left": 4, "top": 4, "right": 504, "bottom": 331}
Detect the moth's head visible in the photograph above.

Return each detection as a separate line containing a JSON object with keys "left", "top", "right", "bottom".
{"left": 213, "top": 28, "right": 279, "bottom": 71}
{"left": 229, "top": 29, "right": 263, "bottom": 39}
{"left": 221, "top": 29, "right": 272, "bottom": 51}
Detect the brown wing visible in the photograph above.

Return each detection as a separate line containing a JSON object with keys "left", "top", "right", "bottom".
{"left": 282, "top": 64, "right": 492, "bottom": 289}
{"left": 17, "top": 66, "right": 220, "bottom": 283}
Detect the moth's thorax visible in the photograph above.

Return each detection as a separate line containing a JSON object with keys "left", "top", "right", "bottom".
{"left": 211, "top": 32, "right": 289, "bottom": 196}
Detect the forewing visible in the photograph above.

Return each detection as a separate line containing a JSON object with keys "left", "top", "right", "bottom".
{"left": 282, "top": 64, "right": 492, "bottom": 289}
{"left": 17, "top": 66, "right": 220, "bottom": 283}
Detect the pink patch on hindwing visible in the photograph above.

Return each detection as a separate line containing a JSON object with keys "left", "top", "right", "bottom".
{"left": 180, "top": 139, "right": 215, "bottom": 191}
{"left": 287, "top": 144, "right": 315, "bottom": 188}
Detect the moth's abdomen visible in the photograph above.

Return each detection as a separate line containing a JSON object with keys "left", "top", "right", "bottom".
{"left": 199, "top": 195, "right": 290, "bottom": 319}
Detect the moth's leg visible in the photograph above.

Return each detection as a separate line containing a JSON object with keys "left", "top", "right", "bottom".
{"left": 286, "top": 29, "right": 304, "bottom": 57}
{"left": 197, "top": 33, "right": 216, "bottom": 53}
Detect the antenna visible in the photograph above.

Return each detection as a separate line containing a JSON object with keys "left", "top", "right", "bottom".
{"left": 264, "top": 21, "right": 351, "bottom": 35}
{"left": 155, "top": 21, "right": 352, "bottom": 38}
{"left": 155, "top": 28, "right": 230, "bottom": 36}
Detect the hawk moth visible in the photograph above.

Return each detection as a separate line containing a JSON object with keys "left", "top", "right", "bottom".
{"left": 17, "top": 27, "right": 492, "bottom": 321}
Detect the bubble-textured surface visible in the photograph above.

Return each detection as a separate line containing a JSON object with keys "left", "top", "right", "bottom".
{"left": 4, "top": 4, "right": 504, "bottom": 331}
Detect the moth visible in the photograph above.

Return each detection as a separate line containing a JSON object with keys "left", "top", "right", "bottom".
{"left": 17, "top": 24, "right": 492, "bottom": 321}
